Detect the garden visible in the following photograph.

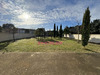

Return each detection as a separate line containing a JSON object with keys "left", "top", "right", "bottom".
{"left": 0, "top": 37, "right": 100, "bottom": 53}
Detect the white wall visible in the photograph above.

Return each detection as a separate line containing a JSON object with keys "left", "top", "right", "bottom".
{"left": 0, "top": 32, "right": 34, "bottom": 42}
{"left": 64, "top": 34, "right": 100, "bottom": 43}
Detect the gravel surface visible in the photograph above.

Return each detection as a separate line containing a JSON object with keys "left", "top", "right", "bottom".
{"left": 0, "top": 52, "right": 100, "bottom": 75}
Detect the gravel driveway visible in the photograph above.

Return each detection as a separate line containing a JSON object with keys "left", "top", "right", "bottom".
{"left": 0, "top": 52, "right": 100, "bottom": 75}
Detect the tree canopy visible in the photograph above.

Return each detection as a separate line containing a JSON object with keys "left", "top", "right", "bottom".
{"left": 2, "top": 23, "right": 15, "bottom": 29}
{"left": 35, "top": 28, "right": 45, "bottom": 37}
{"left": 64, "top": 26, "right": 70, "bottom": 34}
{"left": 90, "top": 19, "right": 100, "bottom": 34}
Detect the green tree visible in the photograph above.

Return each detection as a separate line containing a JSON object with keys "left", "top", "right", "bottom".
{"left": 0, "top": 26, "right": 2, "bottom": 32}
{"left": 48, "top": 30, "right": 53, "bottom": 39}
{"left": 2, "top": 23, "right": 16, "bottom": 33}
{"left": 54, "top": 23, "right": 56, "bottom": 38}
{"left": 2, "top": 23, "right": 15, "bottom": 29}
{"left": 64, "top": 26, "right": 70, "bottom": 34}
{"left": 59, "top": 24, "right": 62, "bottom": 38}
{"left": 81, "top": 7, "right": 91, "bottom": 47}
{"left": 35, "top": 28, "right": 45, "bottom": 39}
{"left": 90, "top": 19, "right": 100, "bottom": 34}
{"left": 57, "top": 26, "right": 59, "bottom": 37}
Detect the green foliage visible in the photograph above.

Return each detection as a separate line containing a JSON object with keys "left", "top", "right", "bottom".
{"left": 64, "top": 26, "right": 70, "bottom": 34}
{"left": 2, "top": 23, "right": 15, "bottom": 29}
{"left": 0, "top": 42, "right": 10, "bottom": 50}
{"left": 81, "top": 7, "right": 90, "bottom": 47}
{"left": 57, "top": 26, "right": 59, "bottom": 37}
{"left": 2, "top": 23, "right": 17, "bottom": 33}
{"left": 90, "top": 19, "right": 100, "bottom": 34}
{"left": 35, "top": 29, "right": 39, "bottom": 37}
{"left": 54, "top": 23, "right": 56, "bottom": 38}
{"left": 35, "top": 28, "right": 45, "bottom": 37}
{"left": 59, "top": 25, "right": 62, "bottom": 38}
{"left": 0, "top": 26, "right": 2, "bottom": 32}
{"left": 48, "top": 31, "right": 53, "bottom": 38}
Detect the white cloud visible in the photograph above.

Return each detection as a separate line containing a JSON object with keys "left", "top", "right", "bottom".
{"left": 0, "top": 0, "right": 100, "bottom": 29}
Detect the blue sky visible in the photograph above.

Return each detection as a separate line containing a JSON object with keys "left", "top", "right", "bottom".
{"left": 0, "top": 0, "right": 100, "bottom": 30}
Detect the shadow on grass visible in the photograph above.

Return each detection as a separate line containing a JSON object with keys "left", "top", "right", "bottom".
{"left": 64, "top": 37, "right": 81, "bottom": 42}
{"left": 55, "top": 37, "right": 62, "bottom": 39}
{"left": 0, "top": 42, "right": 10, "bottom": 50}
{"left": 37, "top": 38, "right": 58, "bottom": 43}
{"left": 85, "top": 48, "right": 98, "bottom": 53}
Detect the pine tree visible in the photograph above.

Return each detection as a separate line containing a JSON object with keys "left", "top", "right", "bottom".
{"left": 54, "top": 23, "right": 56, "bottom": 38}
{"left": 60, "top": 24, "right": 62, "bottom": 38}
{"left": 81, "top": 7, "right": 91, "bottom": 47}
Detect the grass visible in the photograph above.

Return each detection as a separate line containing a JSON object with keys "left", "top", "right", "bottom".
{"left": 0, "top": 42, "right": 10, "bottom": 52}
{"left": 0, "top": 37, "right": 100, "bottom": 53}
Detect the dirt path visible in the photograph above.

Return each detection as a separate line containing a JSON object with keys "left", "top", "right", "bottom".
{"left": 0, "top": 52, "right": 100, "bottom": 75}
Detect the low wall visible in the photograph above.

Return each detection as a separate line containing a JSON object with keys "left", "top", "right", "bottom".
{"left": 64, "top": 34, "right": 100, "bottom": 43}
{"left": 0, "top": 32, "right": 34, "bottom": 42}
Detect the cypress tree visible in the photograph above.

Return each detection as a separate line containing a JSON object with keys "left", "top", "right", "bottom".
{"left": 60, "top": 24, "right": 62, "bottom": 38}
{"left": 81, "top": 7, "right": 90, "bottom": 47}
{"left": 57, "top": 26, "right": 58, "bottom": 37}
{"left": 54, "top": 23, "right": 56, "bottom": 38}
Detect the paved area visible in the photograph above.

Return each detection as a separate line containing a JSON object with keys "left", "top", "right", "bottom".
{"left": 0, "top": 52, "right": 100, "bottom": 75}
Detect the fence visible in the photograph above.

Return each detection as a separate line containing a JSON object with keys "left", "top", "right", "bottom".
{"left": 64, "top": 34, "right": 100, "bottom": 43}
{"left": 0, "top": 32, "right": 34, "bottom": 42}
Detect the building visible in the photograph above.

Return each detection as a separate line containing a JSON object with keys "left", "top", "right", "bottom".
{"left": 18, "top": 28, "right": 35, "bottom": 34}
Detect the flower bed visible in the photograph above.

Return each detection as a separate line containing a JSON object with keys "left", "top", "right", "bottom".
{"left": 38, "top": 41, "right": 62, "bottom": 45}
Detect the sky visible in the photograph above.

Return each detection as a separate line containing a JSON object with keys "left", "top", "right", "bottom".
{"left": 0, "top": 0, "right": 100, "bottom": 30}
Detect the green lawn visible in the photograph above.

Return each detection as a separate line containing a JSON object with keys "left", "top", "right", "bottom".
{"left": 0, "top": 37, "right": 100, "bottom": 53}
